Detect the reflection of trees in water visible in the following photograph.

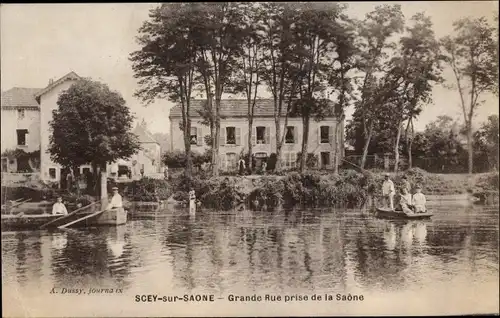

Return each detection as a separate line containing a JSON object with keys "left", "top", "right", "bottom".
{"left": 164, "top": 209, "right": 347, "bottom": 292}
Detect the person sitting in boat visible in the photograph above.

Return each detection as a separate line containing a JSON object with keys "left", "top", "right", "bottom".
{"left": 400, "top": 175, "right": 411, "bottom": 193}
{"left": 398, "top": 187, "right": 414, "bottom": 214}
{"left": 382, "top": 173, "right": 395, "bottom": 210}
{"left": 106, "top": 186, "right": 123, "bottom": 210}
{"left": 52, "top": 196, "right": 68, "bottom": 215}
{"left": 412, "top": 185, "right": 427, "bottom": 213}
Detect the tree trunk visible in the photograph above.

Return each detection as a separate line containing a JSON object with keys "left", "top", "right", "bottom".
{"left": 91, "top": 162, "right": 98, "bottom": 197}
{"left": 100, "top": 163, "right": 107, "bottom": 201}
{"left": 393, "top": 123, "right": 402, "bottom": 173}
{"left": 360, "top": 122, "right": 374, "bottom": 169}
{"left": 333, "top": 121, "right": 341, "bottom": 175}
{"left": 247, "top": 118, "right": 253, "bottom": 171}
{"left": 212, "top": 124, "right": 220, "bottom": 177}
{"left": 183, "top": 126, "right": 193, "bottom": 182}
{"left": 467, "top": 123, "right": 473, "bottom": 174}
{"left": 407, "top": 137, "right": 413, "bottom": 169}
{"left": 274, "top": 118, "right": 282, "bottom": 172}
{"left": 300, "top": 116, "right": 310, "bottom": 173}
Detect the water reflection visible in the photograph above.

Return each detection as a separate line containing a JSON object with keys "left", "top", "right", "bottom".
{"left": 1, "top": 205, "right": 498, "bottom": 302}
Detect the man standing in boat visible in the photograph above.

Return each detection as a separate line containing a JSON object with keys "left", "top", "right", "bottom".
{"left": 382, "top": 173, "right": 395, "bottom": 210}
{"left": 106, "top": 186, "right": 123, "bottom": 210}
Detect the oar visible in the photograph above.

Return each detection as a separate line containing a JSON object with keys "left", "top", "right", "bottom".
{"left": 11, "top": 198, "right": 32, "bottom": 208}
{"left": 39, "top": 201, "right": 100, "bottom": 229}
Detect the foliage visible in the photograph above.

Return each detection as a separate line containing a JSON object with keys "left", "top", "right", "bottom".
{"left": 441, "top": 17, "right": 498, "bottom": 174}
{"left": 128, "top": 177, "right": 172, "bottom": 202}
{"left": 473, "top": 115, "right": 499, "bottom": 171}
{"left": 0, "top": 149, "right": 40, "bottom": 172}
{"left": 296, "top": 152, "right": 318, "bottom": 169}
{"left": 163, "top": 150, "right": 211, "bottom": 169}
{"left": 1, "top": 186, "right": 59, "bottom": 203}
{"left": 48, "top": 79, "right": 140, "bottom": 174}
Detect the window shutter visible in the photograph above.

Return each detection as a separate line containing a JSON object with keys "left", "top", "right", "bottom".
{"left": 235, "top": 127, "right": 241, "bottom": 146}
{"left": 251, "top": 127, "right": 256, "bottom": 145}
{"left": 265, "top": 126, "right": 270, "bottom": 144}
{"left": 220, "top": 128, "right": 226, "bottom": 146}
{"left": 317, "top": 126, "right": 321, "bottom": 145}
{"left": 329, "top": 125, "right": 334, "bottom": 145}
{"left": 197, "top": 127, "right": 203, "bottom": 146}
{"left": 293, "top": 126, "right": 298, "bottom": 144}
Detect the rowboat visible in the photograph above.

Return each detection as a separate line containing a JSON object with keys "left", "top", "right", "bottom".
{"left": 375, "top": 207, "right": 433, "bottom": 219}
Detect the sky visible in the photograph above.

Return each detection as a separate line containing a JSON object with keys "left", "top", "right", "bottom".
{"left": 1, "top": 2, "right": 498, "bottom": 134}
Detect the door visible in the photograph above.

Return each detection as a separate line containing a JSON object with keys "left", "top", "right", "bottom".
{"left": 320, "top": 152, "right": 330, "bottom": 169}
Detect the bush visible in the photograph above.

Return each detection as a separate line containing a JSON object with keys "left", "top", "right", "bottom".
{"left": 128, "top": 177, "right": 172, "bottom": 202}
{"left": 1, "top": 186, "right": 60, "bottom": 203}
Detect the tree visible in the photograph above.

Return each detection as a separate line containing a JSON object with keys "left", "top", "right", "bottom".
{"left": 291, "top": 3, "right": 347, "bottom": 173}
{"left": 260, "top": 3, "right": 304, "bottom": 172}
{"left": 130, "top": 3, "right": 200, "bottom": 182}
{"left": 229, "top": 3, "right": 264, "bottom": 172}
{"left": 474, "top": 115, "right": 499, "bottom": 171}
{"left": 193, "top": 3, "right": 247, "bottom": 177}
{"left": 351, "top": 4, "right": 405, "bottom": 169}
{"left": 442, "top": 17, "right": 498, "bottom": 174}
{"left": 48, "top": 79, "right": 140, "bottom": 196}
{"left": 328, "top": 14, "right": 358, "bottom": 174}
{"left": 387, "top": 13, "right": 443, "bottom": 172}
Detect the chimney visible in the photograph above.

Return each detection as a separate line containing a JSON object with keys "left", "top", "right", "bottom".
{"left": 48, "top": 78, "right": 54, "bottom": 85}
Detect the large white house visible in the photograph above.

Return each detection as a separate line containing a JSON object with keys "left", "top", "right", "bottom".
{"left": 1, "top": 72, "right": 161, "bottom": 184}
{"left": 169, "top": 99, "right": 345, "bottom": 170}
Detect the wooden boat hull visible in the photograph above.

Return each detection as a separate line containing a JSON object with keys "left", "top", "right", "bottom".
{"left": 375, "top": 207, "right": 433, "bottom": 219}
{"left": 1, "top": 214, "right": 61, "bottom": 230}
{"left": 1, "top": 208, "right": 128, "bottom": 231}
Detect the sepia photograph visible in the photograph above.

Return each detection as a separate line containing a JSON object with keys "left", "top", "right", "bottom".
{"left": 1, "top": 2, "right": 499, "bottom": 317}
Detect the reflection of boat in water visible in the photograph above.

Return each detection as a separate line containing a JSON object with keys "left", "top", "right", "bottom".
{"left": 51, "top": 233, "right": 68, "bottom": 250}
{"left": 375, "top": 207, "right": 433, "bottom": 219}
{"left": 383, "top": 223, "right": 397, "bottom": 251}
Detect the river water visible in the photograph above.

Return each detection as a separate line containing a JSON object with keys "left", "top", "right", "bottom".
{"left": 2, "top": 203, "right": 499, "bottom": 316}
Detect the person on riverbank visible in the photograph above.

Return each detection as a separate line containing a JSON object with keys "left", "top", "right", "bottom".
{"left": 52, "top": 196, "right": 68, "bottom": 215}
{"left": 413, "top": 185, "right": 427, "bottom": 213}
{"left": 399, "top": 187, "right": 413, "bottom": 214}
{"left": 188, "top": 189, "right": 196, "bottom": 215}
{"left": 106, "top": 186, "right": 123, "bottom": 210}
{"left": 238, "top": 158, "right": 246, "bottom": 176}
{"left": 382, "top": 173, "right": 395, "bottom": 210}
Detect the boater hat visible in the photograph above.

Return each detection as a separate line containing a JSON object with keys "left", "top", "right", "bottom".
{"left": 111, "top": 186, "right": 119, "bottom": 190}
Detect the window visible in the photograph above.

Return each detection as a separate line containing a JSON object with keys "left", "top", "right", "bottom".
{"left": 256, "top": 126, "right": 266, "bottom": 144}
{"left": 16, "top": 129, "right": 28, "bottom": 146}
{"left": 285, "top": 126, "right": 295, "bottom": 144}
{"left": 190, "top": 127, "right": 197, "bottom": 145}
{"left": 320, "top": 126, "right": 330, "bottom": 144}
{"left": 49, "top": 168, "right": 57, "bottom": 179}
{"left": 82, "top": 167, "right": 91, "bottom": 175}
{"left": 283, "top": 152, "right": 297, "bottom": 169}
{"left": 17, "top": 109, "right": 25, "bottom": 120}
{"left": 226, "top": 127, "right": 236, "bottom": 145}
{"left": 226, "top": 152, "right": 237, "bottom": 170}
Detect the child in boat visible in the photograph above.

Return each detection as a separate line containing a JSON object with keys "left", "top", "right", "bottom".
{"left": 412, "top": 185, "right": 427, "bottom": 213}
{"left": 399, "top": 187, "right": 413, "bottom": 214}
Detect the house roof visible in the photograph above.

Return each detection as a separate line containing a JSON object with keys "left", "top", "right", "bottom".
{"left": 34, "top": 71, "right": 81, "bottom": 103}
{"left": 133, "top": 124, "right": 159, "bottom": 145}
{"left": 1, "top": 87, "right": 43, "bottom": 108}
{"left": 168, "top": 99, "right": 340, "bottom": 118}
{"left": 1, "top": 71, "right": 81, "bottom": 109}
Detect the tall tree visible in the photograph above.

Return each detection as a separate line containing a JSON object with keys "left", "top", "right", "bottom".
{"left": 193, "top": 3, "right": 246, "bottom": 177}
{"left": 352, "top": 4, "right": 405, "bottom": 169}
{"left": 388, "top": 13, "right": 443, "bottom": 172}
{"left": 49, "top": 79, "right": 140, "bottom": 197}
{"left": 328, "top": 13, "right": 358, "bottom": 174}
{"left": 229, "top": 3, "right": 264, "bottom": 172}
{"left": 442, "top": 17, "right": 498, "bottom": 174}
{"left": 130, "top": 3, "right": 200, "bottom": 181}
{"left": 292, "top": 3, "right": 347, "bottom": 173}
{"left": 260, "top": 3, "right": 303, "bottom": 172}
